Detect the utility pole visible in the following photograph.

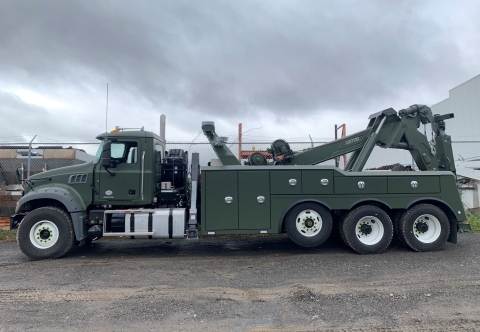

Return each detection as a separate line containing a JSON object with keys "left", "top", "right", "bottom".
{"left": 27, "top": 135, "right": 37, "bottom": 179}
{"left": 238, "top": 123, "right": 242, "bottom": 161}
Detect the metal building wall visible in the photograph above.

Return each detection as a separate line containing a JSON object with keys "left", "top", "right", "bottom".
{"left": 432, "top": 74, "right": 480, "bottom": 143}
{"left": 432, "top": 74, "right": 480, "bottom": 209}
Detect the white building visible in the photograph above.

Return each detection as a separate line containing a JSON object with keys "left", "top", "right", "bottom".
{"left": 432, "top": 74, "right": 480, "bottom": 209}
{"left": 432, "top": 74, "right": 480, "bottom": 142}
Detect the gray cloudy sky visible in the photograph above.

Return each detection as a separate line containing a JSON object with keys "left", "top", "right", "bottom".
{"left": 1, "top": 0, "right": 479, "bottom": 143}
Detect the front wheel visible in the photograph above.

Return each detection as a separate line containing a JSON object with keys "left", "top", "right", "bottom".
{"left": 340, "top": 205, "right": 393, "bottom": 254}
{"left": 17, "top": 207, "right": 75, "bottom": 260}
{"left": 397, "top": 204, "right": 450, "bottom": 252}
{"left": 285, "top": 202, "right": 333, "bottom": 248}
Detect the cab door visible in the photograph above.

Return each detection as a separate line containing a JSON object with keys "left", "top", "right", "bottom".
{"left": 96, "top": 139, "right": 142, "bottom": 204}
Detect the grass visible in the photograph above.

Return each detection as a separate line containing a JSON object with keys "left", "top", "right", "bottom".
{"left": 0, "top": 230, "right": 17, "bottom": 242}
{"left": 467, "top": 213, "right": 480, "bottom": 232}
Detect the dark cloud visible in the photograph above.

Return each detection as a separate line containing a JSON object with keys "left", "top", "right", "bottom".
{"left": 0, "top": 0, "right": 479, "bottom": 141}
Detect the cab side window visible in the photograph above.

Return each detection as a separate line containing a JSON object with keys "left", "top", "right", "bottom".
{"left": 127, "top": 146, "right": 137, "bottom": 164}
{"left": 111, "top": 142, "right": 138, "bottom": 164}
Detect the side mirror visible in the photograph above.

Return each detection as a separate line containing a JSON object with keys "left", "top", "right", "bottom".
{"left": 100, "top": 141, "right": 113, "bottom": 168}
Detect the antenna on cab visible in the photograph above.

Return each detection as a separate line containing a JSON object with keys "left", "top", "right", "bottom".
{"left": 105, "top": 83, "right": 109, "bottom": 132}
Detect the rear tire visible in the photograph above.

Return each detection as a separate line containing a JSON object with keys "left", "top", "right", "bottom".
{"left": 331, "top": 210, "right": 346, "bottom": 240}
{"left": 17, "top": 207, "right": 75, "bottom": 260}
{"left": 397, "top": 204, "right": 449, "bottom": 252}
{"left": 393, "top": 210, "right": 408, "bottom": 247}
{"left": 285, "top": 202, "right": 332, "bottom": 248}
{"left": 341, "top": 205, "right": 393, "bottom": 254}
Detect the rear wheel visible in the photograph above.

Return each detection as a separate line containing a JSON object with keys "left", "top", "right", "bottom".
{"left": 397, "top": 204, "right": 450, "bottom": 252}
{"left": 341, "top": 205, "right": 393, "bottom": 254}
{"left": 285, "top": 202, "right": 332, "bottom": 248}
{"left": 17, "top": 207, "right": 75, "bottom": 260}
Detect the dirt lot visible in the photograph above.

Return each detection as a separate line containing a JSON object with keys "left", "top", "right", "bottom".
{"left": 0, "top": 234, "right": 479, "bottom": 332}
{"left": 0, "top": 217, "right": 9, "bottom": 230}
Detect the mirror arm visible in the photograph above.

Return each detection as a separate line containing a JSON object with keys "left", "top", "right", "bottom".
{"left": 103, "top": 166, "right": 116, "bottom": 177}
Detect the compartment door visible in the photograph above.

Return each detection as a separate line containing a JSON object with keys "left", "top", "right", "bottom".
{"left": 302, "top": 170, "right": 334, "bottom": 195}
{"left": 270, "top": 170, "right": 302, "bottom": 195}
{"left": 239, "top": 171, "right": 270, "bottom": 230}
{"left": 205, "top": 171, "right": 238, "bottom": 231}
{"left": 388, "top": 176, "right": 440, "bottom": 194}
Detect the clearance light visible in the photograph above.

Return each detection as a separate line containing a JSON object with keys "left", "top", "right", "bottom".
{"left": 110, "top": 129, "right": 119, "bottom": 133}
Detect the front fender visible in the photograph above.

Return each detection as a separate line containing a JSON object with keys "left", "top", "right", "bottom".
{"left": 16, "top": 185, "right": 89, "bottom": 242}
{"left": 18, "top": 184, "right": 87, "bottom": 213}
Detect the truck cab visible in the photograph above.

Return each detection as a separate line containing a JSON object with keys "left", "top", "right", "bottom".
{"left": 11, "top": 127, "right": 194, "bottom": 260}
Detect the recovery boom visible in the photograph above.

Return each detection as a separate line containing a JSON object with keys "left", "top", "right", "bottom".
{"left": 203, "top": 104, "right": 455, "bottom": 172}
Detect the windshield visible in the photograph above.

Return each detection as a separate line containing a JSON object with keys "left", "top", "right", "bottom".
{"left": 93, "top": 140, "right": 104, "bottom": 164}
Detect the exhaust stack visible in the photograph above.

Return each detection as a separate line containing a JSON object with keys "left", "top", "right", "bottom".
{"left": 160, "top": 114, "right": 166, "bottom": 141}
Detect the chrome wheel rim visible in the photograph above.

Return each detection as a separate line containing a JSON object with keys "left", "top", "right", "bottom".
{"left": 29, "top": 220, "right": 59, "bottom": 249}
{"left": 355, "top": 216, "right": 384, "bottom": 245}
{"left": 295, "top": 209, "right": 322, "bottom": 237}
{"left": 413, "top": 214, "right": 441, "bottom": 243}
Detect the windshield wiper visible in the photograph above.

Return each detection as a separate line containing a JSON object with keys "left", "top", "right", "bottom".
{"left": 29, "top": 177, "right": 52, "bottom": 181}
{"left": 24, "top": 177, "right": 52, "bottom": 190}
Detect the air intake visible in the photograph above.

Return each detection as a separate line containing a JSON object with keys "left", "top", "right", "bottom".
{"left": 68, "top": 174, "right": 88, "bottom": 184}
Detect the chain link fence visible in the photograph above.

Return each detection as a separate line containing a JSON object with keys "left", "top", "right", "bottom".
{"left": 1, "top": 140, "right": 479, "bottom": 217}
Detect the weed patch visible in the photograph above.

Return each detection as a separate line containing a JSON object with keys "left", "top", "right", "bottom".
{"left": 0, "top": 231, "right": 16, "bottom": 242}
{"left": 468, "top": 213, "right": 480, "bottom": 232}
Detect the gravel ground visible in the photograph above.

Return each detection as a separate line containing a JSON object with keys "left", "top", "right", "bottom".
{"left": 0, "top": 234, "right": 479, "bottom": 332}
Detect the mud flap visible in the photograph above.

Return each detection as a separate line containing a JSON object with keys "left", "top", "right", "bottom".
{"left": 10, "top": 214, "right": 26, "bottom": 230}
{"left": 448, "top": 222, "right": 458, "bottom": 244}
{"left": 70, "top": 211, "right": 88, "bottom": 241}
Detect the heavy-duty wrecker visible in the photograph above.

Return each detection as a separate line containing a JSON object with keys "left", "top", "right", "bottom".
{"left": 11, "top": 104, "right": 468, "bottom": 259}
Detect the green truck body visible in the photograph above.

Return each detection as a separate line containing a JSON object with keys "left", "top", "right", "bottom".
{"left": 201, "top": 166, "right": 464, "bottom": 235}
{"left": 11, "top": 104, "right": 468, "bottom": 260}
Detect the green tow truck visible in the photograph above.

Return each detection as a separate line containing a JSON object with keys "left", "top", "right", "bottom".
{"left": 11, "top": 104, "right": 468, "bottom": 259}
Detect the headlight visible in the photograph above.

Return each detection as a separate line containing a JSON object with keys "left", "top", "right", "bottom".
{"left": 15, "top": 203, "right": 20, "bottom": 213}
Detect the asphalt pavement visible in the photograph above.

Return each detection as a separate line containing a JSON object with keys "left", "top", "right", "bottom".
{"left": 0, "top": 233, "right": 479, "bottom": 331}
